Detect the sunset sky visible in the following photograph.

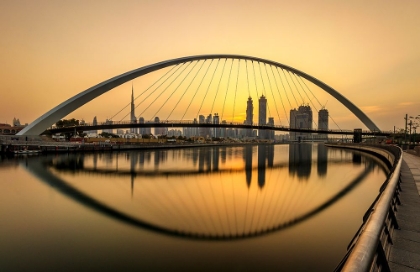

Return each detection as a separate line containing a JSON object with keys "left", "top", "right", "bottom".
{"left": 1, "top": 0, "right": 420, "bottom": 132}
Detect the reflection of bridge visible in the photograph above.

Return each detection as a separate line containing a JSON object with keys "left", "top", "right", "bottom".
{"left": 18, "top": 54, "right": 384, "bottom": 136}
{"left": 50, "top": 144, "right": 389, "bottom": 180}
{"left": 47, "top": 120, "right": 390, "bottom": 136}
{"left": 24, "top": 144, "right": 386, "bottom": 240}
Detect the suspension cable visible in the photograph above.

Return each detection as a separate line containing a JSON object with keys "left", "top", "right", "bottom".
{"left": 132, "top": 63, "right": 186, "bottom": 120}
{"left": 286, "top": 71, "right": 311, "bottom": 129}
{"left": 287, "top": 70, "right": 305, "bottom": 105}
{"left": 297, "top": 76, "right": 342, "bottom": 130}
{"left": 270, "top": 65, "right": 289, "bottom": 125}
{"left": 139, "top": 61, "right": 193, "bottom": 120}
{"left": 282, "top": 69, "right": 300, "bottom": 107}
{"left": 232, "top": 59, "right": 240, "bottom": 123}
{"left": 114, "top": 64, "right": 179, "bottom": 121}
{"left": 152, "top": 60, "right": 201, "bottom": 120}
{"left": 251, "top": 61, "right": 259, "bottom": 98}
{"left": 264, "top": 63, "right": 281, "bottom": 125}
{"left": 204, "top": 59, "right": 226, "bottom": 118}
{"left": 245, "top": 60, "right": 251, "bottom": 98}
{"left": 259, "top": 63, "right": 273, "bottom": 121}
{"left": 165, "top": 60, "right": 208, "bottom": 120}
{"left": 291, "top": 72, "right": 318, "bottom": 129}
{"left": 221, "top": 59, "right": 234, "bottom": 121}
{"left": 275, "top": 67, "right": 293, "bottom": 126}
{"left": 181, "top": 59, "right": 216, "bottom": 120}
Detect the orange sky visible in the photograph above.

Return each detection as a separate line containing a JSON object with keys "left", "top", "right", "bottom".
{"left": 1, "top": 0, "right": 420, "bottom": 132}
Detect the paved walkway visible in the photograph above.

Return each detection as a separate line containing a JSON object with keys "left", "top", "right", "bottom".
{"left": 389, "top": 152, "right": 420, "bottom": 271}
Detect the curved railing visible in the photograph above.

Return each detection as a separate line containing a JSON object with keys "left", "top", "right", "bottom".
{"left": 327, "top": 144, "right": 403, "bottom": 272}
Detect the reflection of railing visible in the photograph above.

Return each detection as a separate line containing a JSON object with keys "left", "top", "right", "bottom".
{"left": 329, "top": 144, "right": 402, "bottom": 272}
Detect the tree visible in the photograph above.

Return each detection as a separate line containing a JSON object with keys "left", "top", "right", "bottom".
{"left": 56, "top": 118, "right": 80, "bottom": 128}
{"left": 100, "top": 132, "right": 119, "bottom": 138}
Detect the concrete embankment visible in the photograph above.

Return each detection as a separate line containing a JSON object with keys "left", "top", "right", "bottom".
{"left": 1, "top": 140, "right": 283, "bottom": 154}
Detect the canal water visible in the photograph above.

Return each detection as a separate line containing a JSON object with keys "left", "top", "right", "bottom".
{"left": 0, "top": 143, "right": 388, "bottom": 271}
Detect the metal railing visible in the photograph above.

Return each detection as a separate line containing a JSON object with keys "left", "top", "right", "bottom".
{"left": 330, "top": 144, "right": 402, "bottom": 272}
{"left": 46, "top": 120, "right": 392, "bottom": 136}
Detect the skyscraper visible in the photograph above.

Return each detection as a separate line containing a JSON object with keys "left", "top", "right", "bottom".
{"left": 139, "top": 117, "right": 150, "bottom": 136}
{"left": 213, "top": 113, "right": 220, "bottom": 138}
{"left": 154, "top": 116, "right": 167, "bottom": 136}
{"left": 318, "top": 108, "right": 329, "bottom": 140}
{"left": 221, "top": 120, "right": 227, "bottom": 138}
{"left": 290, "top": 104, "right": 313, "bottom": 141}
{"left": 268, "top": 117, "right": 275, "bottom": 140}
{"left": 198, "top": 115, "right": 205, "bottom": 137}
{"left": 246, "top": 97, "right": 253, "bottom": 137}
{"left": 258, "top": 95, "right": 267, "bottom": 139}
{"left": 89, "top": 116, "right": 98, "bottom": 135}
{"left": 130, "top": 85, "right": 137, "bottom": 134}
{"left": 205, "top": 114, "right": 212, "bottom": 138}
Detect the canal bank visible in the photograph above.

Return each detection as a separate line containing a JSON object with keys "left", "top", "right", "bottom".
{"left": 327, "top": 144, "right": 420, "bottom": 271}
{"left": 0, "top": 135, "right": 287, "bottom": 154}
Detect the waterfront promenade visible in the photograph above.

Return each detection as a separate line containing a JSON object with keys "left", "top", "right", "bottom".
{"left": 389, "top": 152, "right": 420, "bottom": 271}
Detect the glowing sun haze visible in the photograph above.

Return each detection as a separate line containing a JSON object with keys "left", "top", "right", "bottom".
{"left": 1, "top": 0, "right": 419, "bottom": 131}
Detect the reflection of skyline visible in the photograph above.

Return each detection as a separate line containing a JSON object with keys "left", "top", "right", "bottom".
{"left": 62, "top": 144, "right": 352, "bottom": 186}
{"left": 257, "top": 145, "right": 266, "bottom": 188}
{"left": 94, "top": 144, "right": 334, "bottom": 188}
{"left": 317, "top": 143, "right": 328, "bottom": 177}
{"left": 56, "top": 144, "right": 390, "bottom": 192}
{"left": 244, "top": 145, "right": 253, "bottom": 187}
{"left": 289, "top": 143, "right": 312, "bottom": 180}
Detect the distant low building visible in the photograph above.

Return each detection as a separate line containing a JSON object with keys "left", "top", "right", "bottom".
{"left": 0, "top": 123, "right": 26, "bottom": 135}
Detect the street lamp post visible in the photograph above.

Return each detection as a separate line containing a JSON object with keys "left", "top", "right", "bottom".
{"left": 409, "top": 120, "right": 413, "bottom": 143}
{"left": 408, "top": 115, "right": 420, "bottom": 144}
{"left": 404, "top": 114, "right": 408, "bottom": 143}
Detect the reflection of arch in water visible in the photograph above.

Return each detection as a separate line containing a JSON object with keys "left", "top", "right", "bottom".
{"left": 25, "top": 155, "right": 377, "bottom": 241}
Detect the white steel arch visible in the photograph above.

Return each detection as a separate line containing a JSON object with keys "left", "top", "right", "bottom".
{"left": 18, "top": 54, "right": 381, "bottom": 135}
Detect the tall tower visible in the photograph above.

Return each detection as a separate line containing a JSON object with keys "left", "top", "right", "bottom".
{"left": 289, "top": 104, "right": 313, "bottom": 141}
{"left": 130, "top": 85, "right": 137, "bottom": 134}
{"left": 318, "top": 108, "right": 329, "bottom": 140}
{"left": 268, "top": 117, "right": 275, "bottom": 140}
{"left": 139, "top": 117, "right": 146, "bottom": 135}
{"left": 246, "top": 97, "right": 253, "bottom": 137}
{"left": 290, "top": 108, "right": 298, "bottom": 140}
{"left": 258, "top": 95, "right": 267, "bottom": 139}
{"left": 198, "top": 115, "right": 205, "bottom": 137}
{"left": 91, "top": 116, "right": 98, "bottom": 135}
{"left": 213, "top": 113, "right": 220, "bottom": 138}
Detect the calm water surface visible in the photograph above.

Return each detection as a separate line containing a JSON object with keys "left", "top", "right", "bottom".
{"left": 0, "top": 143, "right": 388, "bottom": 271}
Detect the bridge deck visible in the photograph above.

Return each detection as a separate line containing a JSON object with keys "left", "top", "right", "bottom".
{"left": 389, "top": 152, "right": 420, "bottom": 271}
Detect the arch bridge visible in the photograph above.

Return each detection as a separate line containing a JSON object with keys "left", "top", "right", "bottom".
{"left": 18, "top": 54, "right": 382, "bottom": 136}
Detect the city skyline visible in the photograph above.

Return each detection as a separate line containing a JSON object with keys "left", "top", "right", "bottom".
{"left": 1, "top": 1, "right": 420, "bottom": 132}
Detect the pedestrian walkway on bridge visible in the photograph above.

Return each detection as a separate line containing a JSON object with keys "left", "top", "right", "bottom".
{"left": 389, "top": 152, "right": 420, "bottom": 271}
